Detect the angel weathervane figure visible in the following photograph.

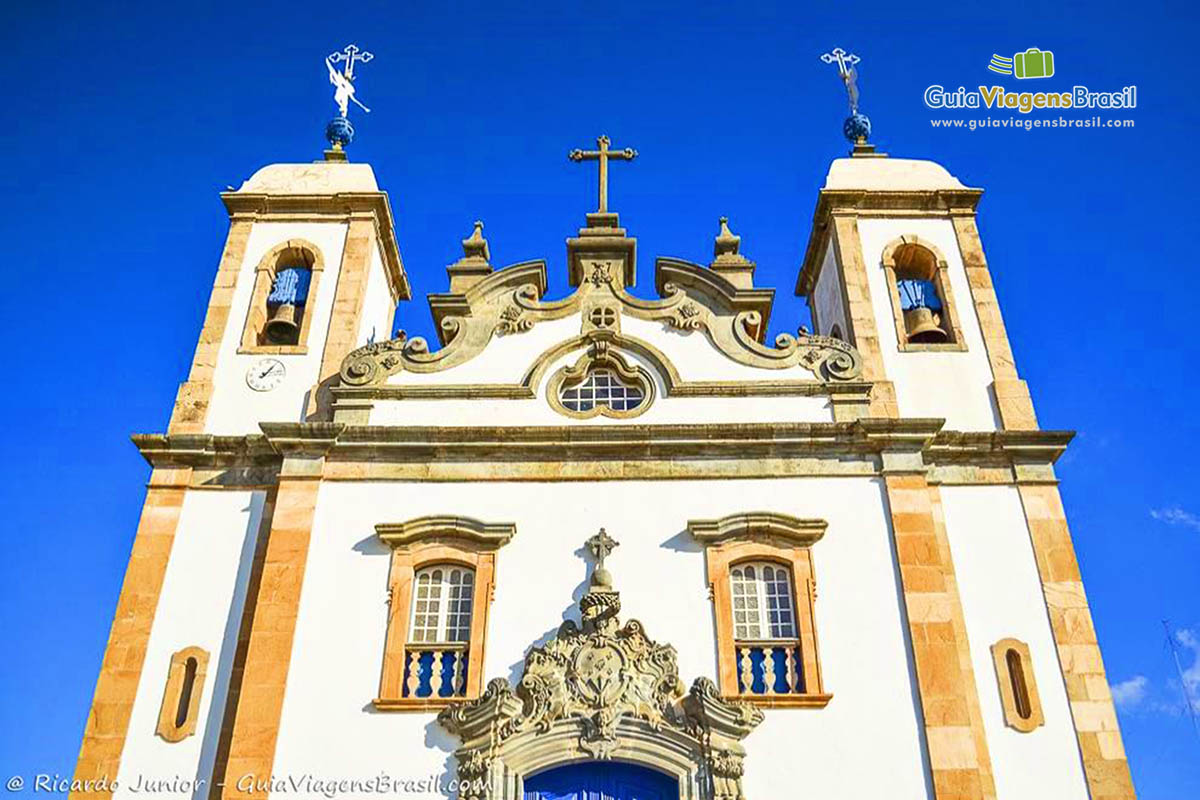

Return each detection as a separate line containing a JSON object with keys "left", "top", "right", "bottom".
{"left": 820, "top": 47, "right": 873, "bottom": 146}
{"left": 324, "top": 44, "right": 374, "bottom": 150}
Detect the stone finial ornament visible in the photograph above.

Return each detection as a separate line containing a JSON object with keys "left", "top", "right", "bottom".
{"left": 713, "top": 217, "right": 745, "bottom": 262}
{"left": 446, "top": 220, "right": 494, "bottom": 293}
{"left": 709, "top": 217, "right": 756, "bottom": 289}
{"left": 461, "top": 221, "right": 491, "bottom": 264}
{"left": 582, "top": 528, "right": 621, "bottom": 629}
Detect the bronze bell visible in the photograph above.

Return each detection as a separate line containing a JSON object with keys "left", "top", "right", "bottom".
{"left": 264, "top": 303, "right": 301, "bottom": 344}
{"left": 903, "top": 307, "right": 948, "bottom": 344}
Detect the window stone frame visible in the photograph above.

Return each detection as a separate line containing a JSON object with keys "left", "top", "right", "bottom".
{"left": 155, "top": 646, "right": 209, "bottom": 742}
{"left": 546, "top": 340, "right": 655, "bottom": 420}
{"left": 373, "top": 516, "right": 515, "bottom": 711}
{"left": 688, "top": 513, "right": 831, "bottom": 708}
{"left": 991, "top": 637, "right": 1045, "bottom": 732}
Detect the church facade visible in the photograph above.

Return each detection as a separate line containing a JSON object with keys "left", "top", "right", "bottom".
{"left": 72, "top": 137, "right": 1136, "bottom": 800}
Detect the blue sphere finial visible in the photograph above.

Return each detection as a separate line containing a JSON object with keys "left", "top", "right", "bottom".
{"left": 843, "top": 112, "right": 871, "bottom": 143}
{"left": 326, "top": 116, "right": 355, "bottom": 149}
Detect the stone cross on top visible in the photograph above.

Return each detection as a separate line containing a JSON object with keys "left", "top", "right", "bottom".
{"left": 569, "top": 136, "right": 638, "bottom": 214}
{"left": 585, "top": 528, "right": 620, "bottom": 593}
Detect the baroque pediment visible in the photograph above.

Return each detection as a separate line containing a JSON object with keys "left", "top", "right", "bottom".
{"left": 339, "top": 255, "right": 862, "bottom": 389}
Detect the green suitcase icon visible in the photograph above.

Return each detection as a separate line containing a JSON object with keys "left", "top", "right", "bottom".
{"left": 1014, "top": 48, "right": 1054, "bottom": 79}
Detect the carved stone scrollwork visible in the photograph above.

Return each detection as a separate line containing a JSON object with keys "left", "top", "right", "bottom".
{"left": 495, "top": 305, "right": 532, "bottom": 336}
{"left": 437, "top": 532, "right": 762, "bottom": 799}
{"left": 336, "top": 254, "right": 867, "bottom": 392}
{"left": 338, "top": 332, "right": 410, "bottom": 387}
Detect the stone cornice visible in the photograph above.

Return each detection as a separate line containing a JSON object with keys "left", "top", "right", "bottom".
{"left": 795, "top": 188, "right": 984, "bottom": 296}
{"left": 220, "top": 190, "right": 411, "bottom": 301}
{"left": 131, "top": 433, "right": 276, "bottom": 468}
{"left": 131, "top": 421, "right": 1076, "bottom": 482}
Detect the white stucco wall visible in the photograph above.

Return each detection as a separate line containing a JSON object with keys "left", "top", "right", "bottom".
{"left": 939, "top": 486, "right": 1089, "bottom": 799}
{"left": 855, "top": 218, "right": 1001, "bottom": 431}
{"left": 270, "top": 477, "right": 931, "bottom": 799}
{"left": 114, "top": 490, "right": 265, "bottom": 800}
{"left": 356, "top": 246, "right": 394, "bottom": 347}
{"left": 811, "top": 242, "right": 848, "bottom": 339}
{"left": 205, "top": 222, "right": 348, "bottom": 434}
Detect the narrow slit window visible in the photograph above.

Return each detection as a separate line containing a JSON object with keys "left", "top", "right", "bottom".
{"left": 1006, "top": 648, "right": 1032, "bottom": 720}
{"left": 175, "top": 657, "right": 198, "bottom": 729}
{"left": 991, "top": 638, "right": 1043, "bottom": 732}
{"left": 156, "top": 647, "right": 208, "bottom": 742}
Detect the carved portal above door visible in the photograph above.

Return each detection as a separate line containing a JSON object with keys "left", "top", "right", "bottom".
{"left": 437, "top": 530, "right": 763, "bottom": 800}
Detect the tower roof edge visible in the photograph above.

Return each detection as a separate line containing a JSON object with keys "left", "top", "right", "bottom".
{"left": 824, "top": 157, "right": 974, "bottom": 192}
{"left": 235, "top": 161, "right": 380, "bottom": 195}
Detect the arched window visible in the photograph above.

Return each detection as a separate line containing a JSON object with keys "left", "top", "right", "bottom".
{"left": 991, "top": 637, "right": 1044, "bottom": 731}
{"left": 240, "top": 239, "right": 324, "bottom": 353}
{"left": 728, "top": 561, "right": 806, "bottom": 697}
{"left": 881, "top": 236, "right": 962, "bottom": 350}
{"left": 398, "top": 564, "right": 477, "bottom": 702}
{"left": 375, "top": 517, "right": 514, "bottom": 710}
{"left": 410, "top": 565, "right": 475, "bottom": 643}
{"left": 730, "top": 562, "right": 797, "bottom": 640}
{"left": 893, "top": 243, "right": 947, "bottom": 343}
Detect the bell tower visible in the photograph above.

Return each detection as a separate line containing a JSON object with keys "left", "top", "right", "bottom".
{"left": 167, "top": 48, "right": 409, "bottom": 435}
{"left": 795, "top": 151, "right": 1039, "bottom": 431}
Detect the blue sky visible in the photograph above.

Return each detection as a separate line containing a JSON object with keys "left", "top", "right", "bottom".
{"left": 1, "top": 0, "right": 1197, "bottom": 796}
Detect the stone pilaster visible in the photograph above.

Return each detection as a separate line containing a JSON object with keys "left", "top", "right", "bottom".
{"left": 169, "top": 220, "right": 254, "bottom": 434}
{"left": 883, "top": 469, "right": 996, "bottom": 800}
{"left": 217, "top": 460, "right": 321, "bottom": 800}
{"left": 71, "top": 468, "right": 191, "bottom": 800}
{"left": 830, "top": 213, "right": 897, "bottom": 417}
{"left": 308, "top": 216, "right": 376, "bottom": 419}
{"left": 949, "top": 212, "right": 1038, "bottom": 431}
{"left": 1017, "top": 483, "right": 1136, "bottom": 800}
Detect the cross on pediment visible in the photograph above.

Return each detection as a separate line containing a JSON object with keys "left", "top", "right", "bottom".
{"left": 569, "top": 136, "right": 638, "bottom": 214}
{"left": 587, "top": 528, "right": 619, "bottom": 568}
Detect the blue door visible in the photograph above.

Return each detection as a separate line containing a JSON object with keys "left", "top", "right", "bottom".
{"left": 523, "top": 761, "right": 677, "bottom": 800}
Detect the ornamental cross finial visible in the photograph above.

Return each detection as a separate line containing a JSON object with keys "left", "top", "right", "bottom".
{"left": 568, "top": 136, "right": 638, "bottom": 214}
{"left": 587, "top": 528, "right": 619, "bottom": 568}
{"left": 820, "top": 47, "right": 861, "bottom": 114}
{"left": 326, "top": 44, "right": 374, "bottom": 118}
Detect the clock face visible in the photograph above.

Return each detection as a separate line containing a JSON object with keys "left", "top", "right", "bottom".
{"left": 246, "top": 358, "right": 286, "bottom": 392}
